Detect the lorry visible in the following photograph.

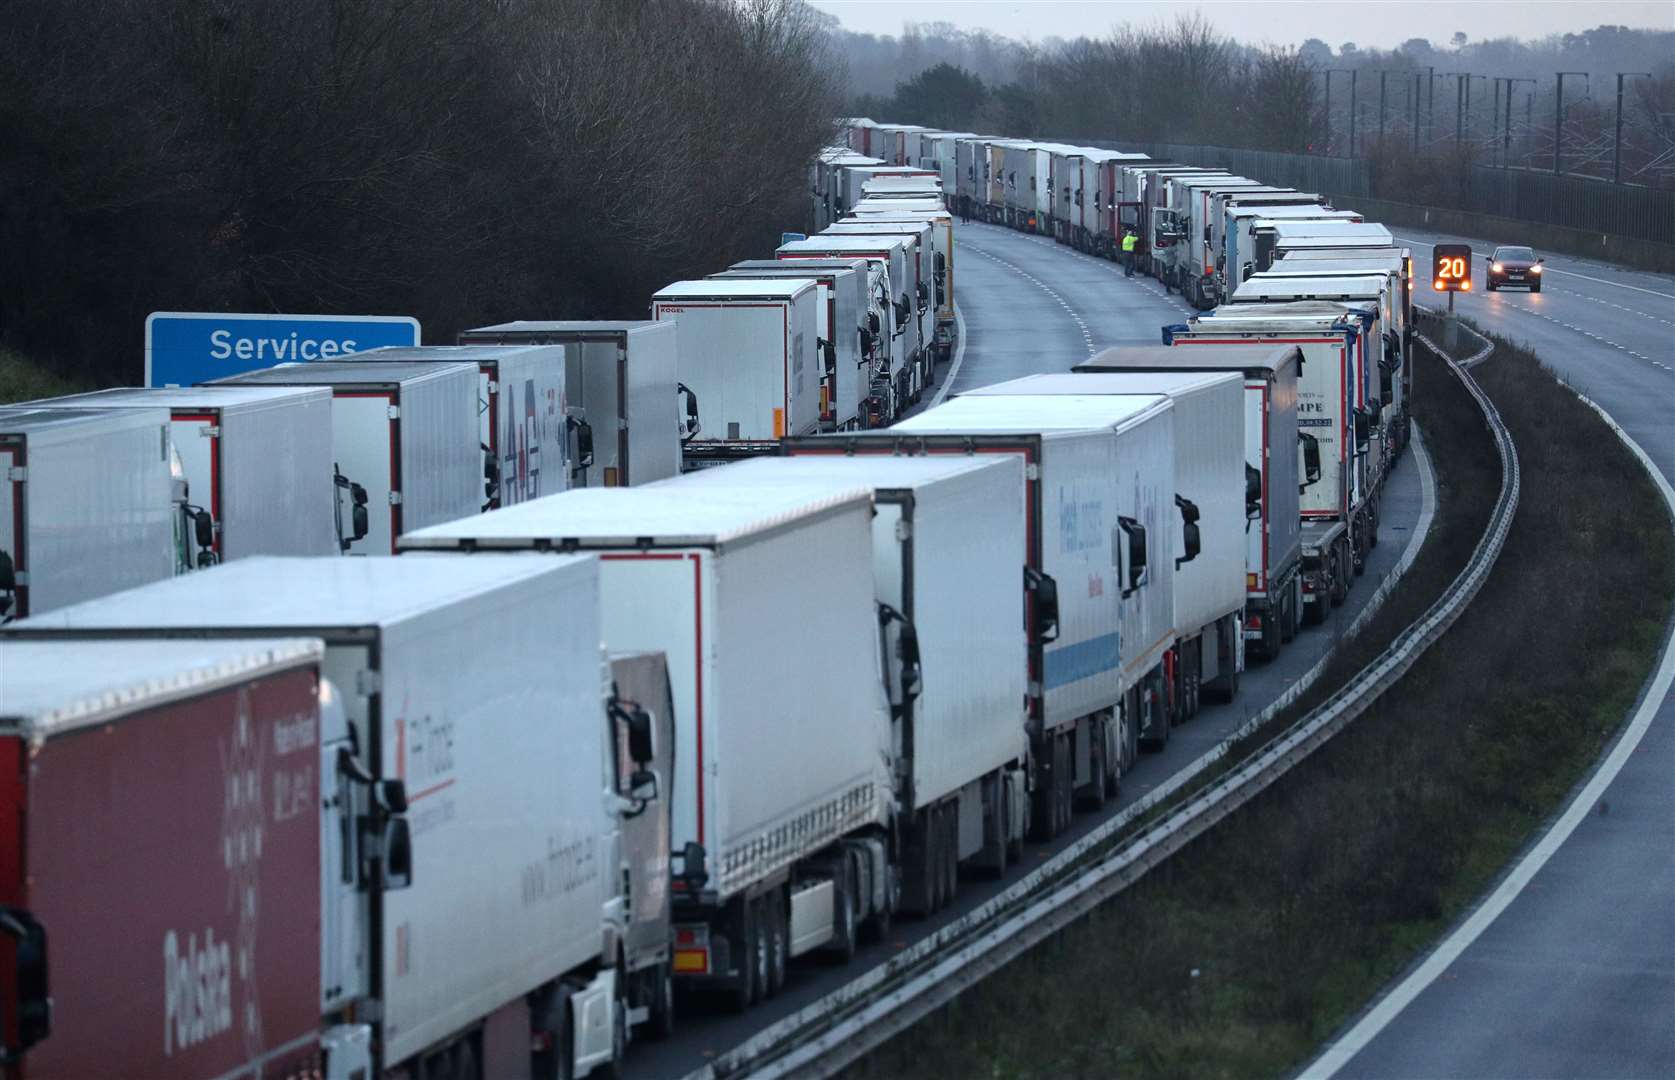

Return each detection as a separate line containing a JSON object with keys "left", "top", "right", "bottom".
{"left": 24, "top": 386, "right": 339, "bottom": 565}
{"left": 1233, "top": 274, "right": 1400, "bottom": 472}
{"left": 0, "top": 406, "right": 177, "bottom": 619}
{"left": 709, "top": 261, "right": 869, "bottom": 432}
{"left": 813, "top": 151, "right": 884, "bottom": 229}
{"left": 1116, "top": 164, "right": 1224, "bottom": 273}
{"left": 664, "top": 453, "right": 1031, "bottom": 912}
{"left": 650, "top": 278, "right": 821, "bottom": 468}
{"left": 1250, "top": 220, "right": 1393, "bottom": 272}
{"left": 777, "top": 234, "right": 919, "bottom": 416}
{"left": 1075, "top": 345, "right": 1310, "bottom": 664}
{"left": 5, "top": 553, "right": 672, "bottom": 1079}
{"left": 1076, "top": 149, "right": 1150, "bottom": 256}
{"left": 860, "top": 175, "right": 942, "bottom": 199}
{"left": 210, "top": 360, "right": 481, "bottom": 556}
{"left": 1152, "top": 175, "right": 1269, "bottom": 306}
{"left": 845, "top": 207, "right": 956, "bottom": 351}
{"left": 822, "top": 220, "right": 938, "bottom": 379}
{"left": 335, "top": 345, "right": 571, "bottom": 509}
{"left": 954, "top": 136, "right": 994, "bottom": 220}
{"left": 787, "top": 392, "right": 1175, "bottom": 834}
{"left": 458, "top": 320, "right": 685, "bottom": 487}
{"left": 985, "top": 139, "right": 1033, "bottom": 225}
{"left": 919, "top": 131, "right": 978, "bottom": 198}
{"left": 1220, "top": 205, "right": 1359, "bottom": 297}
{"left": 400, "top": 485, "right": 896, "bottom": 1010}
{"left": 837, "top": 167, "right": 937, "bottom": 217}
{"left": 1253, "top": 258, "right": 1415, "bottom": 455}
{"left": 0, "top": 636, "right": 333, "bottom": 1079}
{"left": 963, "top": 370, "right": 1248, "bottom": 709}
{"left": 1164, "top": 304, "right": 1379, "bottom": 622}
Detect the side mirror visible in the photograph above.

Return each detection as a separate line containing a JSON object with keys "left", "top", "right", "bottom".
{"left": 376, "top": 778, "right": 408, "bottom": 815}
{"left": 868, "top": 311, "right": 881, "bottom": 337}
{"left": 1118, "top": 516, "right": 1147, "bottom": 597}
{"left": 380, "top": 817, "right": 413, "bottom": 891}
{"left": 1354, "top": 408, "right": 1372, "bottom": 451}
{"left": 1024, "top": 566, "right": 1060, "bottom": 644}
{"left": 482, "top": 443, "right": 501, "bottom": 506}
{"left": 677, "top": 382, "right": 700, "bottom": 439}
{"left": 821, "top": 337, "right": 837, "bottom": 374}
{"left": 1174, "top": 494, "right": 1201, "bottom": 569}
{"left": 628, "top": 768, "right": 658, "bottom": 807}
{"left": 0, "top": 905, "right": 50, "bottom": 1056}
{"left": 568, "top": 417, "right": 595, "bottom": 476}
{"left": 895, "top": 297, "right": 910, "bottom": 330}
{"left": 0, "top": 549, "right": 15, "bottom": 619}
{"left": 333, "top": 465, "right": 370, "bottom": 552}
{"left": 1300, "top": 433, "right": 1322, "bottom": 487}
{"left": 624, "top": 704, "right": 655, "bottom": 767}
{"left": 351, "top": 502, "right": 369, "bottom": 546}
{"left": 876, "top": 603, "right": 923, "bottom": 714}
{"left": 680, "top": 841, "right": 710, "bottom": 893}
{"left": 935, "top": 252, "right": 946, "bottom": 278}
{"left": 1245, "top": 463, "right": 1263, "bottom": 517}
{"left": 192, "top": 508, "right": 215, "bottom": 551}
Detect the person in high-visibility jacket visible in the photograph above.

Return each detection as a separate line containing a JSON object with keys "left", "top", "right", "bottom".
{"left": 1121, "top": 231, "right": 1138, "bottom": 277}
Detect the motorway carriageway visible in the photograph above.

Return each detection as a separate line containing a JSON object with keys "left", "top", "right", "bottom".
{"left": 1307, "top": 231, "right": 1675, "bottom": 1078}
{"left": 636, "top": 221, "right": 1433, "bottom": 1078}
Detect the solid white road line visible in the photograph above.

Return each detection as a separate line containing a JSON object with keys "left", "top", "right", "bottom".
{"left": 930, "top": 301, "right": 967, "bottom": 408}
{"left": 1302, "top": 402, "right": 1675, "bottom": 1080}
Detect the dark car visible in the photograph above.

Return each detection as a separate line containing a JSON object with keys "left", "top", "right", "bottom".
{"left": 1487, "top": 245, "right": 1543, "bottom": 292}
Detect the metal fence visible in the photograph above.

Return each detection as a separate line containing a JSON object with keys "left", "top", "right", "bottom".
{"left": 1078, "top": 138, "right": 1674, "bottom": 245}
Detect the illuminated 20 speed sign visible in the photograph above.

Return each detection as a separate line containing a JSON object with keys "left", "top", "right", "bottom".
{"left": 1432, "top": 243, "right": 1473, "bottom": 292}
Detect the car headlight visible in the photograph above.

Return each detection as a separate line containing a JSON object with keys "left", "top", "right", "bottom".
{"left": 1530, "top": 264, "right": 1541, "bottom": 274}
{"left": 1492, "top": 262, "right": 1503, "bottom": 272}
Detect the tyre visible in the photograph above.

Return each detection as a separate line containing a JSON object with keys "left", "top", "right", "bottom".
{"left": 1531, "top": 281, "right": 1541, "bottom": 293}
{"left": 1081, "top": 719, "right": 1108, "bottom": 811}
{"left": 1303, "top": 597, "right": 1325, "bottom": 626}
{"left": 1280, "top": 584, "right": 1298, "bottom": 644}
{"left": 1030, "top": 771, "right": 1057, "bottom": 842}
{"left": 728, "top": 901, "right": 757, "bottom": 1011}
{"left": 767, "top": 890, "right": 788, "bottom": 996}
{"left": 828, "top": 860, "right": 858, "bottom": 964}
{"left": 927, "top": 812, "right": 946, "bottom": 912}
{"left": 1487, "top": 281, "right": 1497, "bottom": 291}
{"left": 1005, "top": 778, "right": 1026, "bottom": 863}
{"left": 647, "top": 964, "right": 675, "bottom": 1039}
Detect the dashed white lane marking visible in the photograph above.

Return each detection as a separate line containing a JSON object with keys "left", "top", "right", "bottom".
{"left": 1479, "top": 291, "right": 1673, "bottom": 372}
{"left": 964, "top": 242, "right": 1096, "bottom": 356}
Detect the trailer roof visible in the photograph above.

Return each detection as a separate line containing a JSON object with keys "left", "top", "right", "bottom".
{"left": 962, "top": 371, "right": 1242, "bottom": 399}
{"left": 729, "top": 258, "right": 867, "bottom": 274}
{"left": 26, "top": 384, "right": 331, "bottom": 411}
{"left": 1267, "top": 256, "right": 1406, "bottom": 276}
{"left": 653, "top": 453, "right": 1017, "bottom": 495}
{"left": 1192, "top": 301, "right": 1374, "bottom": 324}
{"left": 0, "top": 405, "right": 166, "bottom": 436}
{"left": 891, "top": 393, "right": 1170, "bottom": 436}
{"left": 1235, "top": 276, "right": 1390, "bottom": 301}
{"left": 1261, "top": 221, "right": 1392, "bottom": 238}
{"left": 779, "top": 236, "right": 908, "bottom": 256}
{"left": 849, "top": 208, "right": 950, "bottom": 220}
{"left": 10, "top": 555, "right": 584, "bottom": 633}
{"left": 339, "top": 345, "right": 562, "bottom": 366}
{"left": 211, "top": 359, "right": 477, "bottom": 387}
{"left": 652, "top": 278, "right": 818, "bottom": 301}
{"left": 1077, "top": 345, "right": 1302, "bottom": 375}
{"left": 1276, "top": 246, "right": 1407, "bottom": 262}
{"left": 0, "top": 637, "right": 323, "bottom": 741}
{"left": 463, "top": 320, "right": 664, "bottom": 338}
{"left": 1229, "top": 205, "right": 1351, "bottom": 220}
{"left": 399, "top": 485, "right": 872, "bottom": 550}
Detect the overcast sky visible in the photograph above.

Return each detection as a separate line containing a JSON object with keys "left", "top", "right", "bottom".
{"left": 808, "top": 1, "right": 1675, "bottom": 47}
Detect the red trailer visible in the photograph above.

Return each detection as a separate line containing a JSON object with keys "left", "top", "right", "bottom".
{"left": 1, "top": 638, "right": 326, "bottom": 1079}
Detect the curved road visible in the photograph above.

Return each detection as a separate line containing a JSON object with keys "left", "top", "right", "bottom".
{"left": 1309, "top": 231, "right": 1675, "bottom": 1078}
{"left": 637, "top": 222, "right": 1430, "bottom": 1078}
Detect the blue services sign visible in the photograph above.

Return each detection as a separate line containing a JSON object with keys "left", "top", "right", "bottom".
{"left": 145, "top": 311, "right": 421, "bottom": 387}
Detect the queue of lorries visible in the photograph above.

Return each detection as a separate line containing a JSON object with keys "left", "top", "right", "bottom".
{"left": 0, "top": 116, "right": 1417, "bottom": 1080}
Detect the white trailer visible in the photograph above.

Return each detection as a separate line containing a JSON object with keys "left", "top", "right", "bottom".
{"left": 338, "top": 344, "right": 570, "bottom": 510}
{"left": 26, "top": 385, "right": 339, "bottom": 564}
{"left": 1167, "top": 304, "right": 1377, "bottom": 623}
{"left": 401, "top": 485, "right": 894, "bottom": 1009}
{"left": 1153, "top": 176, "right": 1267, "bottom": 307}
{"left": 458, "top": 320, "right": 684, "bottom": 487}
{"left": 1049, "top": 146, "right": 1086, "bottom": 244}
{"left": 667, "top": 453, "right": 1031, "bottom": 911}
{"left": 778, "top": 234, "right": 918, "bottom": 419}
{"left": 861, "top": 174, "right": 942, "bottom": 199}
{"left": 822, "top": 220, "right": 937, "bottom": 380}
{"left": 1078, "top": 149, "right": 1149, "bottom": 256}
{"left": 1221, "top": 205, "right": 1359, "bottom": 296}
{"left": 921, "top": 131, "right": 977, "bottom": 196}
{"left": 1076, "top": 345, "right": 1308, "bottom": 663}
{"left": 844, "top": 208, "right": 956, "bottom": 343}
{"left": 210, "top": 360, "right": 480, "bottom": 555}
{"left": 815, "top": 151, "right": 884, "bottom": 229}
{"left": 0, "top": 406, "right": 176, "bottom": 619}
{"left": 7, "top": 553, "right": 665, "bottom": 1079}
{"left": 839, "top": 166, "right": 936, "bottom": 215}
{"left": 791, "top": 392, "right": 1175, "bottom": 836}
{"left": 709, "top": 261, "right": 868, "bottom": 432}
{"left": 1252, "top": 220, "right": 1393, "bottom": 271}
{"left": 954, "top": 136, "right": 994, "bottom": 218}
{"left": 650, "top": 278, "right": 821, "bottom": 468}
{"left": 964, "top": 371, "right": 1247, "bottom": 715}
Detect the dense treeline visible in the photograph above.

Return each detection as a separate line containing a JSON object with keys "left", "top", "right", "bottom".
{"left": 0, "top": 0, "right": 839, "bottom": 384}
{"left": 839, "top": 18, "right": 1675, "bottom": 181}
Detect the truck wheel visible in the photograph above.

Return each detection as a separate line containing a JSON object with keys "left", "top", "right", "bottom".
{"left": 1031, "top": 766, "right": 1058, "bottom": 842}
{"left": 1280, "top": 586, "right": 1298, "bottom": 644}
{"left": 648, "top": 964, "right": 675, "bottom": 1040}
{"left": 767, "top": 890, "right": 788, "bottom": 996}
{"left": 1057, "top": 732, "right": 1075, "bottom": 831}
{"left": 727, "top": 902, "right": 758, "bottom": 1012}
{"left": 1080, "top": 718, "right": 1108, "bottom": 810}
{"left": 827, "top": 860, "right": 858, "bottom": 963}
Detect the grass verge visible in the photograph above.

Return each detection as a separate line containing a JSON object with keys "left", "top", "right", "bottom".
{"left": 846, "top": 326, "right": 1675, "bottom": 1079}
